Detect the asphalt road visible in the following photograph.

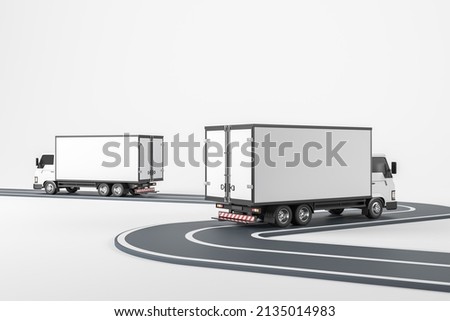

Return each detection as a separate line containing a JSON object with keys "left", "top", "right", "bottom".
{"left": 0, "top": 188, "right": 210, "bottom": 204}
{"left": 115, "top": 202, "right": 450, "bottom": 292}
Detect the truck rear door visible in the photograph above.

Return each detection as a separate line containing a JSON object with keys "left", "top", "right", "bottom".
{"left": 205, "top": 128, "right": 227, "bottom": 201}
{"left": 151, "top": 137, "right": 164, "bottom": 181}
{"left": 228, "top": 128, "right": 252, "bottom": 202}
{"left": 139, "top": 137, "right": 151, "bottom": 181}
{"left": 205, "top": 126, "right": 253, "bottom": 203}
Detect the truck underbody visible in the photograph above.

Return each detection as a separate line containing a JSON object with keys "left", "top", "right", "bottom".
{"left": 34, "top": 180, "right": 158, "bottom": 197}
{"left": 216, "top": 198, "right": 398, "bottom": 226}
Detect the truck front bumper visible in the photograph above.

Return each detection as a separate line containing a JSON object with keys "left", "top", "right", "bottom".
{"left": 33, "top": 184, "right": 43, "bottom": 190}
{"left": 386, "top": 201, "right": 397, "bottom": 210}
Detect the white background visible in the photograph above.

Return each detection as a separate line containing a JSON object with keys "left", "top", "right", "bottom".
{"left": 1, "top": 0, "right": 450, "bottom": 303}
{"left": 0, "top": 0, "right": 449, "bottom": 205}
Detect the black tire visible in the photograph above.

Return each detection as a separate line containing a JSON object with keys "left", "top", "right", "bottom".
{"left": 66, "top": 187, "right": 79, "bottom": 194}
{"left": 293, "top": 204, "right": 313, "bottom": 226}
{"left": 271, "top": 205, "right": 292, "bottom": 228}
{"left": 44, "top": 181, "right": 58, "bottom": 195}
{"left": 366, "top": 198, "right": 383, "bottom": 219}
{"left": 112, "top": 183, "right": 126, "bottom": 197}
{"left": 329, "top": 208, "right": 344, "bottom": 216}
{"left": 98, "top": 183, "right": 112, "bottom": 197}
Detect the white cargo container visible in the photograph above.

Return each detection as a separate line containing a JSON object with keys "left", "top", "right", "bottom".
{"left": 34, "top": 135, "right": 164, "bottom": 196}
{"left": 205, "top": 124, "right": 397, "bottom": 227}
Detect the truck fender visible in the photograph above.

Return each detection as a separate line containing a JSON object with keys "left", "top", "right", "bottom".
{"left": 369, "top": 194, "right": 385, "bottom": 206}
{"left": 263, "top": 209, "right": 275, "bottom": 224}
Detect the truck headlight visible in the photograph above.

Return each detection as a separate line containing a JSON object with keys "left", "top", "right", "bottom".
{"left": 34, "top": 177, "right": 38, "bottom": 184}
{"left": 391, "top": 190, "right": 396, "bottom": 201}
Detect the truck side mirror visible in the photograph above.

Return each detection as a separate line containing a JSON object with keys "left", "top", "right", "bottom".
{"left": 391, "top": 162, "right": 397, "bottom": 174}
{"left": 36, "top": 158, "right": 39, "bottom": 167}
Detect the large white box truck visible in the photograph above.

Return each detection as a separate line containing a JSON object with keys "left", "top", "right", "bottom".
{"left": 205, "top": 124, "right": 397, "bottom": 227}
{"left": 34, "top": 135, "right": 164, "bottom": 196}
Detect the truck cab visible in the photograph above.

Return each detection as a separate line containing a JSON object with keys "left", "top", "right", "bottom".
{"left": 34, "top": 154, "right": 56, "bottom": 193}
{"left": 371, "top": 153, "right": 397, "bottom": 210}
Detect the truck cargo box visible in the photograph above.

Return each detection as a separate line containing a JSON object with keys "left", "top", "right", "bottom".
{"left": 55, "top": 135, "right": 164, "bottom": 184}
{"left": 205, "top": 124, "right": 371, "bottom": 206}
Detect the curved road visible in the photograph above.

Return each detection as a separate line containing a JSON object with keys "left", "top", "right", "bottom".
{"left": 116, "top": 202, "right": 450, "bottom": 292}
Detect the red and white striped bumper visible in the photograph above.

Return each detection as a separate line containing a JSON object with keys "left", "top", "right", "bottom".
{"left": 134, "top": 187, "right": 156, "bottom": 194}
{"left": 218, "top": 211, "right": 256, "bottom": 223}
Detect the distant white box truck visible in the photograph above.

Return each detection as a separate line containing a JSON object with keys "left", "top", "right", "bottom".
{"left": 34, "top": 135, "right": 164, "bottom": 196}
{"left": 205, "top": 124, "right": 397, "bottom": 227}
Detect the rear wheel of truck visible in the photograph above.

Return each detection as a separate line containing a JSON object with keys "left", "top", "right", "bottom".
{"left": 293, "top": 204, "right": 313, "bottom": 226}
{"left": 66, "top": 187, "right": 79, "bottom": 194}
{"left": 44, "top": 181, "right": 58, "bottom": 195}
{"left": 329, "top": 208, "right": 344, "bottom": 216}
{"left": 112, "top": 183, "right": 126, "bottom": 197}
{"left": 366, "top": 198, "right": 383, "bottom": 219}
{"left": 98, "top": 183, "right": 112, "bottom": 197}
{"left": 271, "top": 205, "right": 292, "bottom": 228}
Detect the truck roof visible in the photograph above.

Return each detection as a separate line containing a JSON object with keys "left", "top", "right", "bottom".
{"left": 205, "top": 124, "right": 372, "bottom": 131}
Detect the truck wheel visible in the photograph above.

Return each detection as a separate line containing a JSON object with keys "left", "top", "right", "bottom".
{"left": 112, "top": 183, "right": 125, "bottom": 197}
{"left": 98, "top": 183, "right": 112, "bottom": 197}
{"left": 329, "top": 208, "right": 344, "bottom": 216}
{"left": 271, "top": 205, "right": 292, "bottom": 228}
{"left": 128, "top": 189, "right": 136, "bottom": 196}
{"left": 366, "top": 198, "right": 383, "bottom": 219}
{"left": 293, "top": 204, "right": 313, "bottom": 226}
{"left": 66, "top": 187, "right": 79, "bottom": 194}
{"left": 44, "top": 181, "right": 58, "bottom": 195}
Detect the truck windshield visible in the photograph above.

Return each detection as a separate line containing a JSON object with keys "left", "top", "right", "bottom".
{"left": 38, "top": 155, "right": 54, "bottom": 169}
{"left": 372, "top": 157, "right": 392, "bottom": 178}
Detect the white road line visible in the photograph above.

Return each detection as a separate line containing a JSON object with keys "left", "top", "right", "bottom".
{"left": 185, "top": 217, "right": 450, "bottom": 269}
{"left": 116, "top": 227, "right": 450, "bottom": 288}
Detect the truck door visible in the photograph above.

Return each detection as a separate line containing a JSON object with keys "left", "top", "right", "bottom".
{"left": 205, "top": 126, "right": 253, "bottom": 203}
{"left": 151, "top": 137, "right": 164, "bottom": 181}
{"left": 228, "top": 128, "right": 252, "bottom": 202}
{"left": 139, "top": 137, "right": 151, "bottom": 181}
{"left": 372, "top": 156, "right": 395, "bottom": 203}
{"left": 205, "top": 128, "right": 227, "bottom": 201}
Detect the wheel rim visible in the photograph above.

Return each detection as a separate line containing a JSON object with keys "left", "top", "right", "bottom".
{"left": 47, "top": 184, "right": 54, "bottom": 193}
{"left": 113, "top": 185, "right": 123, "bottom": 195}
{"left": 372, "top": 202, "right": 382, "bottom": 215}
{"left": 277, "top": 208, "right": 290, "bottom": 224}
{"left": 100, "top": 185, "right": 108, "bottom": 194}
{"left": 298, "top": 207, "right": 310, "bottom": 222}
